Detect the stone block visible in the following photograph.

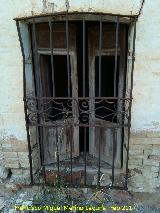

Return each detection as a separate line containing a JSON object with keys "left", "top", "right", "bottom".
{"left": 128, "top": 158, "right": 143, "bottom": 166}
{"left": 19, "top": 160, "right": 30, "bottom": 169}
{"left": 146, "top": 132, "right": 160, "bottom": 138}
{"left": 148, "top": 155, "right": 160, "bottom": 161}
{"left": 143, "top": 149, "right": 153, "bottom": 156}
{"left": 11, "top": 169, "right": 24, "bottom": 175}
{"left": 131, "top": 131, "right": 160, "bottom": 139}
{"left": 130, "top": 132, "right": 147, "bottom": 138}
{"left": 12, "top": 143, "right": 28, "bottom": 152}
{"left": 128, "top": 173, "right": 158, "bottom": 193}
{"left": 150, "top": 138, "right": 160, "bottom": 145}
{"left": 142, "top": 169, "right": 159, "bottom": 178}
{"left": 5, "top": 162, "right": 20, "bottom": 169}
{"left": 4, "top": 152, "right": 17, "bottom": 158}
{"left": 130, "top": 138, "right": 152, "bottom": 145}
{"left": 143, "top": 159, "right": 160, "bottom": 167}
{"left": 4, "top": 157, "right": 19, "bottom": 163}
{"left": 129, "top": 144, "right": 146, "bottom": 150}
{"left": 11, "top": 174, "right": 31, "bottom": 184}
{"left": 142, "top": 165, "right": 160, "bottom": 173}
{"left": 17, "top": 152, "right": 29, "bottom": 159}
{"left": 151, "top": 146, "right": 160, "bottom": 155}
{"left": 129, "top": 149, "right": 144, "bottom": 156}
{"left": 45, "top": 170, "right": 83, "bottom": 184}
{"left": 1, "top": 143, "right": 12, "bottom": 149}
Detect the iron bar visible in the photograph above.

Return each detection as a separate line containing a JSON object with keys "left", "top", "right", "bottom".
{"left": 31, "top": 20, "right": 45, "bottom": 183}
{"left": 98, "top": 17, "right": 102, "bottom": 97}
{"left": 56, "top": 126, "right": 60, "bottom": 173}
{"left": 114, "top": 16, "right": 119, "bottom": 97}
{"left": 84, "top": 127, "right": 87, "bottom": 185}
{"left": 111, "top": 128, "right": 116, "bottom": 187}
{"left": 26, "top": 96, "right": 132, "bottom": 100}
{"left": 49, "top": 19, "right": 55, "bottom": 97}
{"left": 32, "top": 21, "right": 41, "bottom": 96}
{"left": 83, "top": 19, "right": 86, "bottom": 97}
{"left": 97, "top": 17, "right": 103, "bottom": 187}
{"left": 125, "top": 20, "right": 137, "bottom": 189}
{"left": 27, "top": 123, "right": 130, "bottom": 128}
{"left": 70, "top": 126, "right": 73, "bottom": 183}
{"left": 83, "top": 18, "right": 87, "bottom": 185}
{"left": 66, "top": 14, "right": 71, "bottom": 97}
{"left": 16, "top": 20, "right": 33, "bottom": 185}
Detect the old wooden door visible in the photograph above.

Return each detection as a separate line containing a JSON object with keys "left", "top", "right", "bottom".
{"left": 36, "top": 23, "right": 79, "bottom": 164}
{"left": 88, "top": 24, "right": 126, "bottom": 168}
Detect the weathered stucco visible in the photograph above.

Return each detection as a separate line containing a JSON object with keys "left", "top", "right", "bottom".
{"left": 0, "top": 0, "right": 160, "bottom": 191}
{"left": 0, "top": 0, "right": 146, "bottom": 142}
{"left": 131, "top": 0, "right": 160, "bottom": 132}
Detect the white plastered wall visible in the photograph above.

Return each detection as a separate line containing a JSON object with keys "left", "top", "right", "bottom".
{"left": 0, "top": 0, "right": 142, "bottom": 142}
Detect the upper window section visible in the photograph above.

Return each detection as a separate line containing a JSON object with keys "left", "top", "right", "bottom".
{"left": 35, "top": 23, "right": 75, "bottom": 49}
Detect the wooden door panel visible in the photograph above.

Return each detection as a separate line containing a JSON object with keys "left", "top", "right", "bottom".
{"left": 43, "top": 120, "right": 79, "bottom": 164}
{"left": 38, "top": 24, "right": 79, "bottom": 164}
{"left": 88, "top": 24, "right": 126, "bottom": 168}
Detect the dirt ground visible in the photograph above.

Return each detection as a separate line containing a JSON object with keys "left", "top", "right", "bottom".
{"left": 0, "top": 182, "right": 159, "bottom": 213}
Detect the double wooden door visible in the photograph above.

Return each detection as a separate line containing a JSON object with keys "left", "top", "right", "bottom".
{"left": 37, "top": 23, "right": 126, "bottom": 168}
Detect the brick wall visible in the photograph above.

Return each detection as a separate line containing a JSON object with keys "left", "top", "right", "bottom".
{"left": 0, "top": 135, "right": 30, "bottom": 183}
{"left": 128, "top": 131, "right": 160, "bottom": 192}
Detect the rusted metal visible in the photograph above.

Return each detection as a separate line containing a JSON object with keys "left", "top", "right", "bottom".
{"left": 97, "top": 17, "right": 102, "bottom": 186}
{"left": 66, "top": 14, "right": 71, "bottom": 97}
{"left": 111, "top": 128, "right": 116, "bottom": 187}
{"left": 114, "top": 16, "right": 119, "bottom": 97}
{"left": 98, "top": 17, "right": 102, "bottom": 97}
{"left": 14, "top": 12, "right": 137, "bottom": 22}
{"left": 83, "top": 18, "right": 87, "bottom": 185}
{"left": 49, "top": 19, "right": 55, "bottom": 97}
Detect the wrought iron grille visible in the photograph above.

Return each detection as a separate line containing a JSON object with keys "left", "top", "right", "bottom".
{"left": 16, "top": 13, "right": 136, "bottom": 189}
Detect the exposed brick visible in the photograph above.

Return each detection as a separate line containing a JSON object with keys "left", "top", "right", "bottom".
{"left": 4, "top": 139, "right": 28, "bottom": 152}
{"left": 17, "top": 152, "right": 29, "bottom": 159}
{"left": 12, "top": 143, "right": 28, "bottom": 152}
{"left": 130, "top": 138, "right": 152, "bottom": 144}
{"left": 142, "top": 171, "right": 159, "bottom": 178}
{"left": 4, "top": 152, "right": 17, "bottom": 158}
{"left": 129, "top": 149, "right": 143, "bottom": 155}
{"left": 45, "top": 171, "right": 57, "bottom": 183}
{"left": 142, "top": 165, "right": 160, "bottom": 173}
{"left": 45, "top": 170, "right": 83, "bottom": 184}
{"left": 146, "top": 132, "right": 160, "bottom": 138}
{"left": 4, "top": 158, "right": 19, "bottom": 164}
{"left": 1, "top": 144, "right": 12, "bottom": 152}
{"left": 129, "top": 155, "right": 144, "bottom": 160}
{"left": 143, "top": 159, "right": 160, "bottom": 167}
{"left": 131, "top": 131, "right": 160, "bottom": 138}
{"left": 150, "top": 138, "right": 160, "bottom": 145}
{"left": 11, "top": 168, "right": 30, "bottom": 176}
{"left": 148, "top": 155, "right": 160, "bottom": 161}
{"left": 19, "top": 159, "right": 30, "bottom": 168}
{"left": 5, "top": 162, "right": 20, "bottom": 169}
{"left": 129, "top": 144, "right": 149, "bottom": 150}
{"left": 130, "top": 132, "right": 147, "bottom": 138}
{"left": 128, "top": 159, "right": 143, "bottom": 166}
